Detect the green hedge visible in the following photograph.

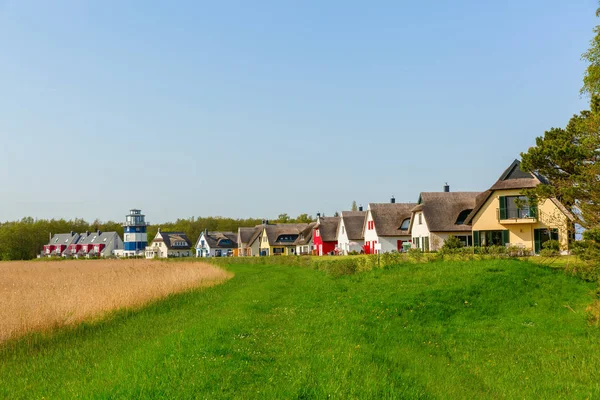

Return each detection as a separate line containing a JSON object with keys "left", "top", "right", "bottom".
{"left": 207, "top": 250, "right": 522, "bottom": 277}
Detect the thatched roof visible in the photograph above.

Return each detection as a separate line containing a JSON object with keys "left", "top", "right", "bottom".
{"left": 411, "top": 192, "right": 480, "bottom": 232}
{"left": 369, "top": 203, "right": 417, "bottom": 236}
{"left": 341, "top": 211, "right": 366, "bottom": 240}
{"left": 264, "top": 223, "right": 309, "bottom": 246}
{"left": 238, "top": 227, "right": 260, "bottom": 245}
{"left": 317, "top": 216, "right": 340, "bottom": 242}
{"left": 157, "top": 232, "right": 192, "bottom": 250}
{"left": 293, "top": 222, "right": 318, "bottom": 245}
{"left": 202, "top": 231, "right": 238, "bottom": 249}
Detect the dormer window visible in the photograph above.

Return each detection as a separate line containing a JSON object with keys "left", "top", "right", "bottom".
{"left": 400, "top": 218, "right": 410, "bottom": 230}
{"left": 455, "top": 209, "right": 472, "bottom": 225}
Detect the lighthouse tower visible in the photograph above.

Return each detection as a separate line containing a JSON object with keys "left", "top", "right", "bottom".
{"left": 123, "top": 209, "right": 148, "bottom": 256}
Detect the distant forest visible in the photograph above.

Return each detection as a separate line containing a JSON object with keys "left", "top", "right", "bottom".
{"left": 0, "top": 213, "right": 316, "bottom": 261}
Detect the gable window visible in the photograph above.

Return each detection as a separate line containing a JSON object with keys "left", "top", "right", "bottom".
{"left": 418, "top": 214, "right": 422, "bottom": 225}
{"left": 315, "top": 230, "right": 320, "bottom": 237}
{"left": 342, "top": 226, "right": 345, "bottom": 235}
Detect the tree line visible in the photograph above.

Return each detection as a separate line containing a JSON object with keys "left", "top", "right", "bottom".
{"left": 0, "top": 214, "right": 317, "bottom": 261}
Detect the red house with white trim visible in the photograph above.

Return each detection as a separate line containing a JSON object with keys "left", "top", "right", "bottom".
{"left": 313, "top": 216, "right": 340, "bottom": 256}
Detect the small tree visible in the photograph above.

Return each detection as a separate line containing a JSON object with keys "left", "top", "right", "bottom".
{"left": 441, "top": 235, "right": 463, "bottom": 251}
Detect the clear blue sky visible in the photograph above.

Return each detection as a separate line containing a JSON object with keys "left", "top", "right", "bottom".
{"left": 0, "top": 0, "right": 597, "bottom": 223}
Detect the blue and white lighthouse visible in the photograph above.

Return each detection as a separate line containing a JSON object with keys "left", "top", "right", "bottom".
{"left": 123, "top": 209, "right": 148, "bottom": 256}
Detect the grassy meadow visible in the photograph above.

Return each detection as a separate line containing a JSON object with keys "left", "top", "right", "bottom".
{"left": 0, "top": 259, "right": 231, "bottom": 343}
{"left": 1, "top": 258, "right": 599, "bottom": 398}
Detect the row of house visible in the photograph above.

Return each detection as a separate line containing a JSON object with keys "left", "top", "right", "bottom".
{"left": 43, "top": 231, "right": 123, "bottom": 258}
{"left": 198, "top": 160, "right": 574, "bottom": 257}
{"left": 42, "top": 160, "right": 574, "bottom": 258}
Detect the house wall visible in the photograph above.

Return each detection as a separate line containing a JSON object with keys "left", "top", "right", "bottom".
{"left": 471, "top": 189, "right": 570, "bottom": 251}
{"left": 430, "top": 232, "right": 472, "bottom": 251}
{"left": 249, "top": 238, "right": 260, "bottom": 256}
{"left": 363, "top": 210, "right": 378, "bottom": 254}
{"left": 296, "top": 243, "right": 313, "bottom": 255}
{"left": 196, "top": 233, "right": 210, "bottom": 257}
{"left": 336, "top": 219, "right": 364, "bottom": 255}
{"left": 379, "top": 235, "right": 411, "bottom": 253}
{"left": 313, "top": 228, "right": 336, "bottom": 255}
{"left": 411, "top": 211, "right": 430, "bottom": 250}
{"left": 103, "top": 234, "right": 123, "bottom": 256}
{"left": 259, "top": 228, "right": 271, "bottom": 256}
{"left": 145, "top": 241, "right": 169, "bottom": 258}
{"left": 168, "top": 249, "right": 191, "bottom": 257}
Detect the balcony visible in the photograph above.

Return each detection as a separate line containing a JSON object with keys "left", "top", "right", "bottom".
{"left": 497, "top": 207, "right": 537, "bottom": 224}
{"left": 123, "top": 221, "right": 150, "bottom": 227}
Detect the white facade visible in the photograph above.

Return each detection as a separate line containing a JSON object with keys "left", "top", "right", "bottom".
{"left": 336, "top": 218, "right": 363, "bottom": 255}
{"left": 295, "top": 240, "right": 313, "bottom": 256}
{"left": 411, "top": 211, "right": 431, "bottom": 251}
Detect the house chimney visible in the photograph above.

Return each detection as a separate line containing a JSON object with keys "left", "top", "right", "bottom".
{"left": 358, "top": 205, "right": 363, "bottom": 212}
{"left": 444, "top": 183, "right": 450, "bottom": 192}
{"left": 391, "top": 196, "right": 396, "bottom": 204}
{"left": 317, "top": 212, "right": 321, "bottom": 218}
{"left": 97, "top": 230, "right": 102, "bottom": 235}
{"left": 158, "top": 227, "right": 161, "bottom": 233}
{"left": 49, "top": 232, "right": 52, "bottom": 242}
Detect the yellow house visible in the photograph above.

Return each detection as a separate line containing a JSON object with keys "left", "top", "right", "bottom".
{"left": 465, "top": 160, "right": 574, "bottom": 254}
{"left": 258, "top": 223, "right": 309, "bottom": 256}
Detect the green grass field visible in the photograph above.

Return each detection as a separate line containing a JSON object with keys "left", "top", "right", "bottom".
{"left": 1, "top": 259, "right": 599, "bottom": 399}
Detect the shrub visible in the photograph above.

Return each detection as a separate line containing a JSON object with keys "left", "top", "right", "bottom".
{"left": 441, "top": 235, "right": 463, "bottom": 251}
{"left": 407, "top": 248, "right": 424, "bottom": 262}
{"left": 506, "top": 245, "right": 531, "bottom": 257}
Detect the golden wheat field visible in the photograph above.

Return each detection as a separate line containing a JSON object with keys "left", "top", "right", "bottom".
{"left": 0, "top": 259, "right": 232, "bottom": 343}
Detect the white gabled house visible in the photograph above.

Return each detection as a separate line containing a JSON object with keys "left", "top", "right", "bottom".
{"left": 196, "top": 230, "right": 238, "bottom": 257}
{"left": 337, "top": 210, "right": 366, "bottom": 255}
{"left": 363, "top": 199, "right": 416, "bottom": 254}
{"left": 145, "top": 229, "right": 192, "bottom": 258}
{"left": 409, "top": 187, "right": 480, "bottom": 251}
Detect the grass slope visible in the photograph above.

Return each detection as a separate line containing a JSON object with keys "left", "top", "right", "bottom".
{"left": 1, "top": 259, "right": 599, "bottom": 399}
